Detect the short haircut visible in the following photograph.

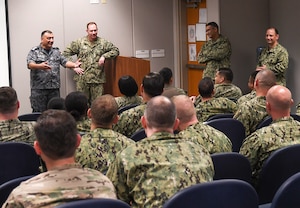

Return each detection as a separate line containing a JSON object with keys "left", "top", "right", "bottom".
{"left": 41, "top": 30, "right": 52, "bottom": 37}
{"left": 268, "top": 27, "right": 279, "bottom": 35}
{"left": 90, "top": 94, "right": 118, "bottom": 126}
{"left": 198, "top": 77, "right": 214, "bottom": 98}
{"left": 159, "top": 67, "right": 173, "bottom": 84}
{"left": 34, "top": 110, "right": 78, "bottom": 160}
{"left": 87, "top": 22, "right": 97, "bottom": 29}
{"left": 47, "top": 97, "right": 66, "bottom": 110}
{"left": 217, "top": 68, "right": 233, "bottom": 82}
{"left": 0, "top": 86, "right": 18, "bottom": 114}
{"left": 144, "top": 96, "right": 176, "bottom": 129}
{"left": 65, "top": 91, "right": 88, "bottom": 121}
{"left": 206, "top": 22, "right": 219, "bottom": 31}
{"left": 255, "top": 69, "right": 276, "bottom": 89}
{"left": 118, "top": 75, "right": 138, "bottom": 97}
{"left": 142, "top": 72, "right": 164, "bottom": 97}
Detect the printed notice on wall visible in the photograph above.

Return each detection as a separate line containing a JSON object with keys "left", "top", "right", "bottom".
{"left": 199, "top": 8, "right": 207, "bottom": 23}
{"left": 189, "top": 44, "right": 197, "bottom": 61}
{"left": 196, "top": 23, "right": 206, "bottom": 41}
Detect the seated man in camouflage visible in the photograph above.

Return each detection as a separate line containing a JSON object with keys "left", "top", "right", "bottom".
{"left": 0, "top": 86, "right": 36, "bottom": 145}
{"left": 214, "top": 67, "right": 242, "bottom": 102}
{"left": 196, "top": 77, "right": 237, "bottom": 122}
{"left": 240, "top": 85, "right": 300, "bottom": 187}
{"left": 237, "top": 70, "right": 258, "bottom": 106}
{"left": 76, "top": 94, "right": 135, "bottom": 174}
{"left": 173, "top": 95, "right": 232, "bottom": 154}
{"left": 3, "top": 109, "right": 116, "bottom": 207}
{"left": 107, "top": 96, "right": 214, "bottom": 208}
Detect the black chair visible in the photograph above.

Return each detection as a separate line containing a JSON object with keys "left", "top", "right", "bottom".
{"left": 130, "top": 128, "right": 147, "bottom": 142}
{"left": 257, "top": 114, "right": 300, "bottom": 130}
{"left": 206, "top": 113, "right": 234, "bottom": 121}
{"left": 18, "top": 112, "right": 41, "bottom": 121}
{"left": 204, "top": 118, "right": 245, "bottom": 152}
{"left": 0, "top": 142, "right": 41, "bottom": 185}
{"left": 163, "top": 179, "right": 259, "bottom": 208}
{"left": 291, "top": 113, "right": 300, "bottom": 121}
{"left": 0, "top": 175, "right": 34, "bottom": 206}
{"left": 257, "top": 144, "right": 300, "bottom": 204}
{"left": 118, "top": 103, "right": 139, "bottom": 115}
{"left": 55, "top": 198, "right": 131, "bottom": 208}
{"left": 211, "top": 152, "right": 252, "bottom": 183}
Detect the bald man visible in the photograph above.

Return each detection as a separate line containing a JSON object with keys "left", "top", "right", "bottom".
{"left": 172, "top": 95, "right": 232, "bottom": 154}
{"left": 240, "top": 85, "right": 300, "bottom": 187}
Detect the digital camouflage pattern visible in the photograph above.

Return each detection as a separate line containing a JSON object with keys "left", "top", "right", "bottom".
{"left": 297, "top": 103, "right": 300, "bottom": 115}
{"left": 234, "top": 96, "right": 268, "bottom": 137}
{"left": 237, "top": 90, "right": 256, "bottom": 107}
{"left": 239, "top": 117, "right": 300, "bottom": 187}
{"left": 197, "top": 35, "right": 232, "bottom": 79}
{"left": 0, "top": 119, "right": 36, "bottom": 145}
{"left": 113, "top": 104, "right": 146, "bottom": 138}
{"left": 76, "top": 117, "right": 91, "bottom": 135}
{"left": 76, "top": 128, "right": 134, "bottom": 174}
{"left": 3, "top": 163, "right": 116, "bottom": 208}
{"left": 257, "top": 43, "right": 289, "bottom": 86}
{"left": 196, "top": 97, "right": 237, "bottom": 122}
{"left": 214, "top": 83, "right": 243, "bottom": 103}
{"left": 115, "top": 95, "right": 143, "bottom": 108}
{"left": 178, "top": 121, "right": 232, "bottom": 153}
{"left": 106, "top": 132, "right": 214, "bottom": 208}
{"left": 161, "top": 86, "right": 186, "bottom": 99}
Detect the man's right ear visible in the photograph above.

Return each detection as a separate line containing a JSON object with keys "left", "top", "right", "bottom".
{"left": 34, "top": 141, "right": 42, "bottom": 156}
{"left": 87, "top": 108, "right": 92, "bottom": 119}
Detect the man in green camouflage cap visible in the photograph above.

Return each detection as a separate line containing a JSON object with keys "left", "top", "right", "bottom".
{"left": 107, "top": 96, "right": 214, "bottom": 208}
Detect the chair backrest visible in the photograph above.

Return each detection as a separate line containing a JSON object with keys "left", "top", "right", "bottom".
{"left": 257, "top": 114, "right": 300, "bottom": 130}
{"left": 257, "top": 144, "right": 300, "bottom": 204}
{"left": 55, "top": 198, "right": 131, "bottom": 208}
{"left": 204, "top": 118, "right": 245, "bottom": 152}
{"left": 290, "top": 113, "right": 300, "bottom": 122}
{"left": 163, "top": 179, "right": 258, "bottom": 208}
{"left": 118, "top": 103, "right": 139, "bottom": 115}
{"left": 18, "top": 112, "right": 41, "bottom": 121}
{"left": 0, "top": 175, "right": 34, "bottom": 206}
{"left": 130, "top": 128, "right": 147, "bottom": 142}
{"left": 0, "top": 142, "right": 41, "bottom": 185}
{"left": 206, "top": 113, "right": 234, "bottom": 121}
{"left": 269, "top": 172, "right": 300, "bottom": 208}
{"left": 211, "top": 152, "right": 252, "bottom": 183}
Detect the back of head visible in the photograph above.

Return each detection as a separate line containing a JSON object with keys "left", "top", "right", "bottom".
{"left": 266, "top": 85, "right": 292, "bottom": 113}
{"left": 198, "top": 77, "right": 214, "bottom": 98}
{"left": 0, "top": 86, "right": 18, "bottom": 114}
{"left": 255, "top": 69, "right": 276, "bottom": 90}
{"left": 172, "top": 95, "right": 196, "bottom": 124}
{"left": 207, "top": 21, "right": 219, "bottom": 31}
{"left": 90, "top": 94, "right": 118, "bottom": 127}
{"left": 159, "top": 67, "right": 173, "bottom": 84}
{"left": 118, "top": 75, "right": 138, "bottom": 97}
{"left": 65, "top": 91, "right": 88, "bottom": 121}
{"left": 142, "top": 72, "right": 164, "bottom": 97}
{"left": 248, "top": 70, "right": 259, "bottom": 90}
{"left": 34, "top": 110, "right": 78, "bottom": 160}
{"left": 144, "top": 96, "right": 176, "bottom": 129}
{"left": 217, "top": 68, "right": 233, "bottom": 82}
{"left": 47, "top": 97, "right": 66, "bottom": 110}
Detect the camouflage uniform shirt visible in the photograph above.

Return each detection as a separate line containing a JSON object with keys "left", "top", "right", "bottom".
{"left": 234, "top": 96, "right": 268, "bottom": 137}
{"left": 0, "top": 119, "right": 36, "bottom": 145}
{"left": 113, "top": 104, "right": 146, "bottom": 138}
{"left": 196, "top": 97, "right": 237, "bottom": 122}
{"left": 115, "top": 95, "right": 143, "bottom": 108}
{"left": 106, "top": 132, "right": 214, "bottom": 208}
{"left": 214, "top": 83, "right": 243, "bottom": 103}
{"left": 237, "top": 90, "right": 256, "bottom": 107}
{"left": 257, "top": 43, "right": 289, "bottom": 86}
{"left": 63, "top": 36, "right": 119, "bottom": 84}
{"left": 178, "top": 121, "right": 232, "bottom": 153}
{"left": 27, "top": 45, "right": 68, "bottom": 89}
{"left": 76, "top": 128, "right": 135, "bottom": 174}
{"left": 162, "top": 86, "right": 186, "bottom": 98}
{"left": 197, "top": 34, "right": 232, "bottom": 79}
{"left": 3, "top": 163, "right": 116, "bottom": 208}
{"left": 76, "top": 117, "right": 91, "bottom": 135}
{"left": 239, "top": 117, "right": 300, "bottom": 186}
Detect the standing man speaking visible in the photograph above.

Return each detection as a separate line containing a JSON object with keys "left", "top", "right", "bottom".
{"left": 63, "top": 22, "right": 120, "bottom": 104}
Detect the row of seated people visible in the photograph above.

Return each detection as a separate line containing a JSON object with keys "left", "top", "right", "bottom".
{"left": 2, "top": 67, "right": 300, "bottom": 207}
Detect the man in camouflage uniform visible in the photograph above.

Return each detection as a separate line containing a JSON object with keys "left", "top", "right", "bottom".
{"left": 107, "top": 96, "right": 214, "bottom": 208}
{"left": 172, "top": 95, "right": 232, "bottom": 153}
{"left": 3, "top": 110, "right": 116, "bottom": 208}
{"left": 196, "top": 77, "right": 237, "bottom": 122}
{"left": 240, "top": 85, "right": 300, "bottom": 187}
{"left": 113, "top": 72, "right": 164, "bottom": 138}
{"left": 237, "top": 70, "right": 259, "bottom": 106}
{"left": 76, "top": 94, "right": 134, "bottom": 174}
{"left": 63, "top": 22, "right": 119, "bottom": 104}
{"left": 27, "top": 30, "right": 83, "bottom": 112}
{"left": 197, "top": 22, "right": 232, "bottom": 79}
{"left": 214, "top": 67, "right": 242, "bottom": 102}
{"left": 257, "top": 27, "right": 289, "bottom": 86}
{"left": 234, "top": 69, "right": 276, "bottom": 136}
{"left": 0, "top": 87, "right": 36, "bottom": 145}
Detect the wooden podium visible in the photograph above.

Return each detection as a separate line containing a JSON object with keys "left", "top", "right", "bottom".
{"left": 103, "top": 56, "right": 150, "bottom": 97}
